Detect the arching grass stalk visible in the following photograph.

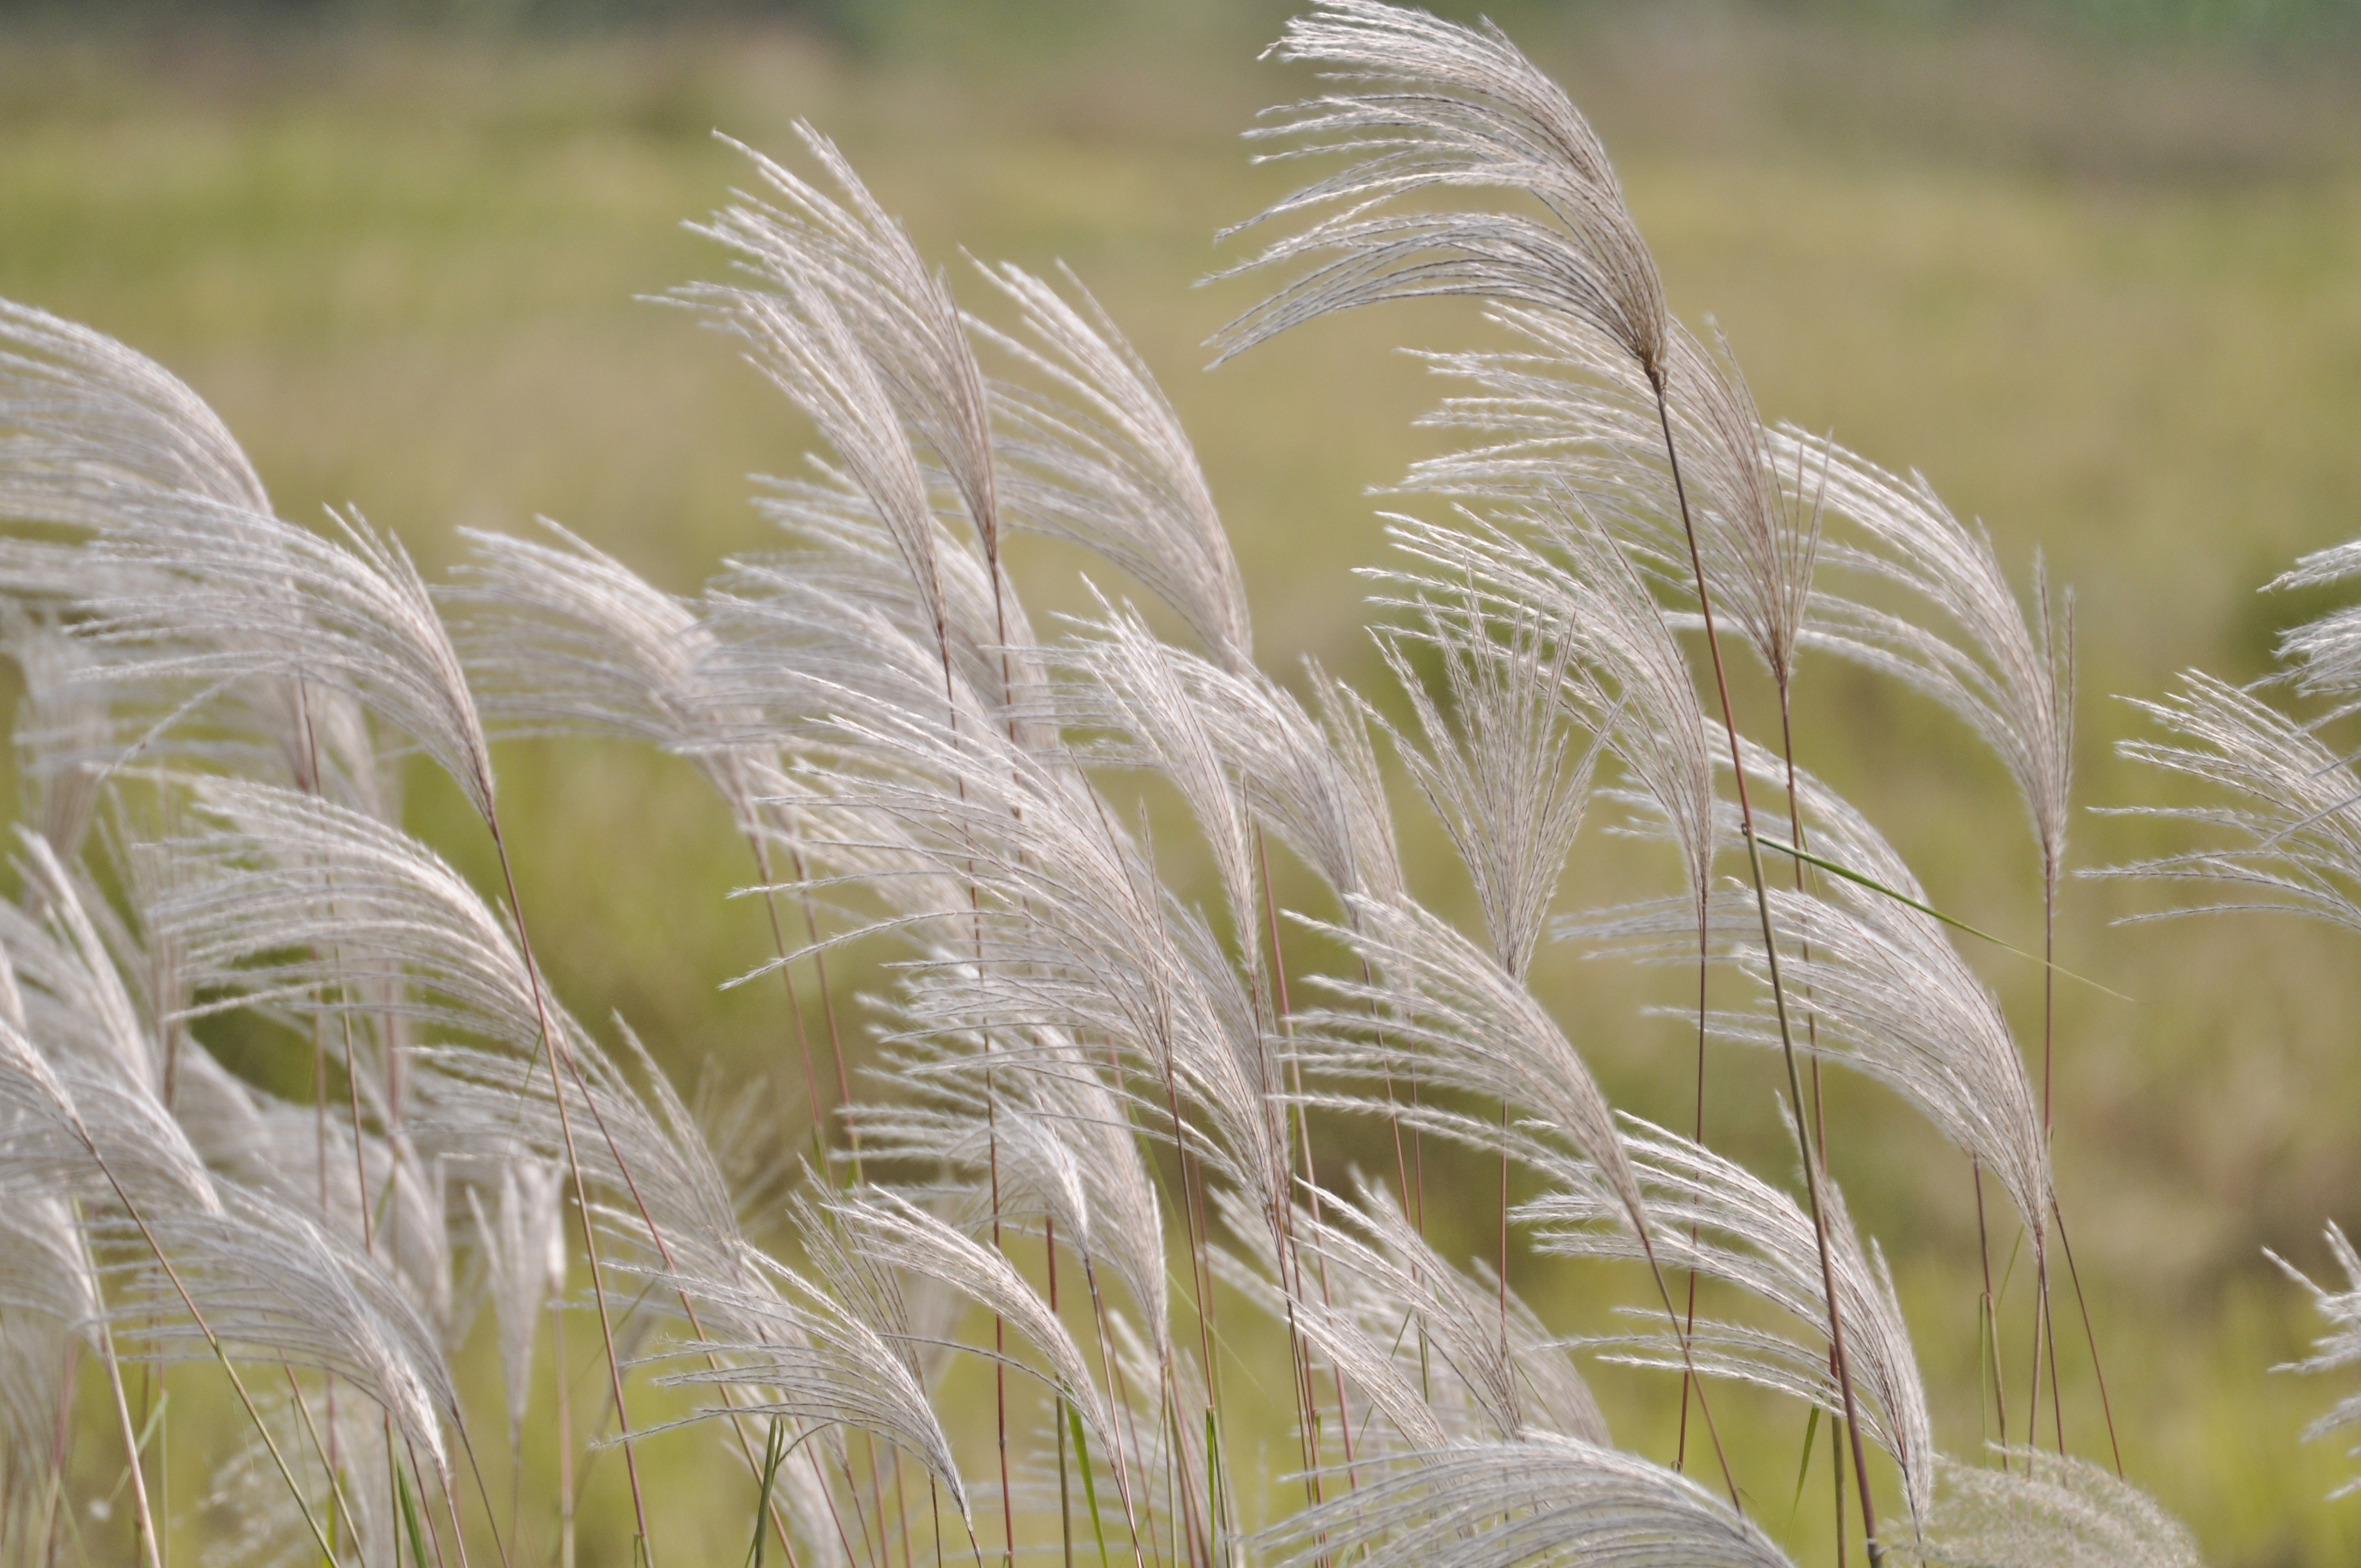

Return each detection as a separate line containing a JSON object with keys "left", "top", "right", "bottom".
{"left": 1776, "top": 655, "right": 1849, "bottom": 1553}
{"left": 1975, "top": 1161, "right": 2009, "bottom": 1467}
{"left": 1675, "top": 889, "right": 1707, "bottom": 1479}
{"left": 278, "top": 1363, "right": 382, "bottom": 1568}
{"left": 1651, "top": 372, "right": 1883, "bottom": 1565}
{"left": 744, "top": 827, "right": 829, "bottom": 1168}
{"left": 1258, "top": 827, "right": 1358, "bottom": 1513}
{"left": 38, "top": 1341, "right": 79, "bottom": 1568}
{"left": 485, "top": 817, "right": 652, "bottom": 1561}
{"left": 55, "top": 1100, "right": 338, "bottom": 1565}
{"left": 86, "top": 1216, "right": 163, "bottom": 1568}
{"left": 487, "top": 803, "right": 840, "bottom": 1568}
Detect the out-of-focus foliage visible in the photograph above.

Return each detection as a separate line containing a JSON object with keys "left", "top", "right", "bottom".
{"left": 0, "top": 4, "right": 2357, "bottom": 1564}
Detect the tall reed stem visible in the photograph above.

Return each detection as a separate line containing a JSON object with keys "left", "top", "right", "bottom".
{"left": 487, "top": 821, "right": 651, "bottom": 1558}
{"left": 90, "top": 1234, "right": 162, "bottom": 1568}
{"left": 1650, "top": 373, "right": 1880, "bottom": 1562}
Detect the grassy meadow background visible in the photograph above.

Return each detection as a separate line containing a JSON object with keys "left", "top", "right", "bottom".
{"left": 3, "top": 1, "right": 2360, "bottom": 1562}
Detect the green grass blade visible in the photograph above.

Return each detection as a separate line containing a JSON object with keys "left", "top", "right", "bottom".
{"left": 1758, "top": 836, "right": 2132, "bottom": 1001}
{"left": 1788, "top": 1405, "right": 1821, "bottom": 1524}
{"left": 1204, "top": 1408, "right": 1223, "bottom": 1558}
{"left": 747, "top": 1418, "right": 787, "bottom": 1568}
{"left": 394, "top": 1460, "right": 429, "bottom": 1568}
{"left": 1069, "top": 1405, "right": 1111, "bottom": 1568}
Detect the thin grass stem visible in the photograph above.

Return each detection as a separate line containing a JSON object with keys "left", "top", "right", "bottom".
{"left": 1651, "top": 370, "right": 1875, "bottom": 1559}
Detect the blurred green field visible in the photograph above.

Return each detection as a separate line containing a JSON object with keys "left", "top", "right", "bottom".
{"left": 3, "top": 3, "right": 2360, "bottom": 1564}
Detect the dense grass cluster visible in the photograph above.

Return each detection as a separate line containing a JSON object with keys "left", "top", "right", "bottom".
{"left": 0, "top": 3, "right": 2352, "bottom": 1566}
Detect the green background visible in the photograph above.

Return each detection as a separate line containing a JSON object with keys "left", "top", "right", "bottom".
{"left": 3, "top": 2, "right": 2359, "bottom": 1562}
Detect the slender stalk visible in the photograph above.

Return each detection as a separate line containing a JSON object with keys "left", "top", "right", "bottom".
{"left": 279, "top": 1363, "right": 370, "bottom": 1568}
{"left": 1974, "top": 1160, "right": 2009, "bottom": 1467}
{"left": 93, "top": 1281, "right": 163, "bottom": 1568}
{"left": 41, "top": 1338, "right": 79, "bottom": 1568}
{"left": 486, "top": 818, "right": 652, "bottom": 1560}
{"left": 1259, "top": 829, "right": 1356, "bottom": 1499}
{"left": 2023, "top": 1251, "right": 2067, "bottom": 1457}
{"left": 1830, "top": 1384, "right": 1846, "bottom": 1568}
{"left": 1775, "top": 698, "right": 1827, "bottom": 1173}
{"left": 988, "top": 1073, "right": 1015, "bottom": 1568}
{"left": 746, "top": 827, "right": 828, "bottom": 1161}
{"left": 1651, "top": 372, "right": 1880, "bottom": 1562}
{"left": 1634, "top": 1236, "right": 1741, "bottom": 1513}
{"left": 1076, "top": 1250, "right": 1149, "bottom": 1568}
{"left": 2038, "top": 860, "right": 2064, "bottom": 1458}
{"left": 454, "top": 1415, "right": 513, "bottom": 1568}
{"left": 1776, "top": 694, "right": 1848, "bottom": 1553}
{"left": 2044, "top": 1259, "right": 2066, "bottom": 1454}
{"left": 791, "top": 845, "right": 857, "bottom": 1180}
{"left": 1675, "top": 904, "right": 1706, "bottom": 1475}
{"left": 552, "top": 1300, "right": 574, "bottom": 1568}
{"left": 2053, "top": 1205, "right": 2123, "bottom": 1475}
{"left": 1359, "top": 955, "right": 1432, "bottom": 1403}
{"left": 64, "top": 1119, "right": 336, "bottom": 1564}
{"left": 2038, "top": 854, "right": 2123, "bottom": 1474}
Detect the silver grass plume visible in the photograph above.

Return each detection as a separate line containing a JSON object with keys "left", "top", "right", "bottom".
{"left": 1065, "top": 602, "right": 1271, "bottom": 1000}
{"left": 775, "top": 689, "right": 1293, "bottom": 1219}
{"left": 695, "top": 256, "right": 955, "bottom": 688}
{"left": 78, "top": 499, "right": 487, "bottom": 816}
{"left": 451, "top": 519, "right": 725, "bottom": 752}
{"left": 155, "top": 777, "right": 564, "bottom": 1058}
{"left": 1215, "top": 0, "right": 1668, "bottom": 380}
{"left": 0, "top": 306, "right": 459, "bottom": 814}
{"left": 224, "top": 1097, "right": 452, "bottom": 1329}
{"left": 4, "top": 614, "right": 110, "bottom": 863}
{"left": 2267, "top": 534, "right": 2361, "bottom": 705}
{"left": 9, "top": 830, "right": 161, "bottom": 1092}
{"left": 1299, "top": 895, "right": 1650, "bottom": 1246}
{"left": 0, "top": 297, "right": 388, "bottom": 819}
{"left": 835, "top": 1188, "right": 1119, "bottom": 1453}
{"left": 1065, "top": 613, "right": 1404, "bottom": 916}
{"left": 1530, "top": 1119, "right": 1934, "bottom": 1533}
{"left": 706, "top": 467, "right": 1054, "bottom": 754}
{"left": 1384, "top": 506, "right": 1715, "bottom": 927}
{"left": 976, "top": 260, "right": 1253, "bottom": 674}
{"left": 1214, "top": 1209, "right": 1450, "bottom": 1456}
{"left": 1718, "top": 745, "right": 2053, "bottom": 1246}
{"left": 703, "top": 534, "right": 1007, "bottom": 761}
{"left": 0, "top": 1189, "right": 100, "bottom": 1529}
{"left": 448, "top": 521, "right": 834, "bottom": 879}
{"left": 2267, "top": 1223, "right": 2361, "bottom": 1498}
{"left": 1379, "top": 592, "right": 1599, "bottom": 981}
{"left": 1405, "top": 311, "right": 1823, "bottom": 696}
{"left": 416, "top": 1032, "right": 771, "bottom": 1336}
{"left": 687, "top": 128, "right": 1032, "bottom": 727}
{"left": 0, "top": 298, "right": 269, "bottom": 514}
{"left": 1792, "top": 430, "right": 2072, "bottom": 882}
{"left": 467, "top": 1158, "right": 567, "bottom": 1454}
{"left": 0, "top": 1000, "right": 456, "bottom": 1480}
{"left": 697, "top": 129, "right": 1003, "bottom": 575}
{"left": 0, "top": 871, "right": 455, "bottom": 1467}
{"left": 198, "top": 1384, "right": 400, "bottom": 1568}
{"left": 115, "top": 1183, "right": 458, "bottom": 1479}
{"left": 1289, "top": 1177, "right": 1609, "bottom": 1447}
{"left": 1257, "top": 1435, "right": 1797, "bottom": 1568}
{"left": 2110, "top": 529, "right": 2351, "bottom": 1531}
{"left": 850, "top": 1031, "right": 1169, "bottom": 1359}
{"left": 652, "top": 1193, "right": 971, "bottom": 1523}
{"left": 1910, "top": 1451, "right": 2201, "bottom": 1568}
{"left": 2101, "top": 670, "right": 2361, "bottom": 933}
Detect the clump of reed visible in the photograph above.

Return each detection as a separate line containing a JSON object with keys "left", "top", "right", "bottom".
{"left": 0, "top": 3, "right": 2328, "bottom": 1565}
